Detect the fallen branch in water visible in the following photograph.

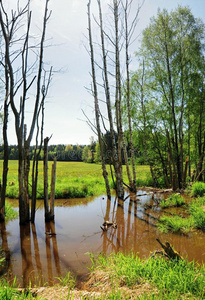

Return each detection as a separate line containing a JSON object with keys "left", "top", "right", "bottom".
{"left": 151, "top": 238, "right": 183, "bottom": 260}
{"left": 100, "top": 221, "right": 117, "bottom": 231}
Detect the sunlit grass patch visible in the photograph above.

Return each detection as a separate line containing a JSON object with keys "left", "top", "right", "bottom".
{"left": 160, "top": 193, "right": 186, "bottom": 208}
{"left": 5, "top": 201, "right": 18, "bottom": 221}
{"left": 0, "top": 160, "right": 152, "bottom": 199}
{"left": 158, "top": 215, "right": 194, "bottom": 233}
{"left": 158, "top": 196, "right": 205, "bottom": 233}
{"left": 87, "top": 252, "right": 205, "bottom": 299}
{"left": 0, "top": 278, "right": 40, "bottom": 299}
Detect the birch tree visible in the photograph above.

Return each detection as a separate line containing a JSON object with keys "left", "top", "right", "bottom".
{"left": 130, "top": 6, "right": 205, "bottom": 189}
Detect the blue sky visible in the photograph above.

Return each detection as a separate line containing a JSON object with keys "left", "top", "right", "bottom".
{"left": 5, "top": 0, "right": 205, "bottom": 145}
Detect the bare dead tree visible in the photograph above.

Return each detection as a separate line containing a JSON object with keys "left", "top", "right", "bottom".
{"left": 88, "top": 0, "right": 111, "bottom": 199}
{"left": 113, "top": 0, "right": 135, "bottom": 193}
{"left": 97, "top": 0, "right": 124, "bottom": 199}
{"left": 31, "top": 68, "right": 52, "bottom": 223}
{"left": 0, "top": 64, "right": 9, "bottom": 222}
{"left": 87, "top": 0, "right": 143, "bottom": 199}
{"left": 0, "top": 0, "right": 53, "bottom": 224}
{"left": 122, "top": 0, "right": 143, "bottom": 192}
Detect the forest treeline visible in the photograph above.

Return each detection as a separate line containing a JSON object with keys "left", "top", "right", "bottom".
{"left": 0, "top": 139, "right": 142, "bottom": 164}
{"left": 0, "top": 144, "right": 85, "bottom": 162}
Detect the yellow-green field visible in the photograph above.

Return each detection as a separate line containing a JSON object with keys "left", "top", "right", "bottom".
{"left": 0, "top": 160, "right": 152, "bottom": 199}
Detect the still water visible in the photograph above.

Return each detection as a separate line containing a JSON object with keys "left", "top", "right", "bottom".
{"left": 1, "top": 191, "right": 205, "bottom": 287}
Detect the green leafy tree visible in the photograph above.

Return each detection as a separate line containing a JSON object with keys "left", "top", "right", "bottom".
{"left": 129, "top": 6, "right": 205, "bottom": 189}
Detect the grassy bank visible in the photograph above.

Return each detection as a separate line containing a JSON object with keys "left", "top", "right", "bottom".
{"left": 0, "top": 160, "right": 152, "bottom": 199}
{"left": 85, "top": 252, "right": 205, "bottom": 299}
{"left": 1, "top": 252, "right": 203, "bottom": 299}
{"left": 158, "top": 195, "right": 205, "bottom": 233}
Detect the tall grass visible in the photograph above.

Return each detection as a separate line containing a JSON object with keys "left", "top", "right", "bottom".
{"left": 88, "top": 252, "right": 205, "bottom": 299}
{"left": 0, "top": 160, "right": 152, "bottom": 199}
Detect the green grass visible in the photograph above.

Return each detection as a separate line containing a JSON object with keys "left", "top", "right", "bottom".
{"left": 55, "top": 271, "right": 75, "bottom": 288}
{"left": 160, "top": 193, "right": 185, "bottom": 208}
{"left": 0, "top": 160, "right": 152, "bottom": 199}
{"left": 0, "top": 278, "right": 42, "bottom": 299}
{"left": 5, "top": 202, "right": 18, "bottom": 221}
{"left": 87, "top": 252, "right": 205, "bottom": 299}
{"left": 191, "top": 181, "right": 205, "bottom": 197}
{"left": 158, "top": 196, "right": 205, "bottom": 233}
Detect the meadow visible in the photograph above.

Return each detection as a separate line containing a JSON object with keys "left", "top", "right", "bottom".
{"left": 0, "top": 160, "right": 152, "bottom": 199}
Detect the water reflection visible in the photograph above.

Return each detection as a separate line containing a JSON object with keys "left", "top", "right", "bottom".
{"left": 0, "top": 192, "right": 205, "bottom": 287}
{"left": 45, "top": 221, "right": 61, "bottom": 284}
{"left": 0, "top": 222, "right": 12, "bottom": 276}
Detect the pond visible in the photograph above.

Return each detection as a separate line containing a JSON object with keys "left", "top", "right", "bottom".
{"left": 0, "top": 190, "right": 205, "bottom": 287}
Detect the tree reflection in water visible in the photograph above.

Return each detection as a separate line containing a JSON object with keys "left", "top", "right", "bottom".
{"left": 0, "top": 193, "right": 205, "bottom": 287}
{"left": 101, "top": 195, "right": 158, "bottom": 256}
{"left": 0, "top": 220, "right": 62, "bottom": 287}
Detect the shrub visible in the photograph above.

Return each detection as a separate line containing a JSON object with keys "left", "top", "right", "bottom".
{"left": 192, "top": 182, "right": 205, "bottom": 197}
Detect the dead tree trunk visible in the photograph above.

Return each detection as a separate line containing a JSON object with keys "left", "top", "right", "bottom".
{"left": 44, "top": 137, "right": 50, "bottom": 222}
{"left": 97, "top": 0, "right": 124, "bottom": 199}
{"left": 0, "top": 86, "right": 9, "bottom": 222}
{"left": 0, "top": 0, "right": 52, "bottom": 225}
{"left": 31, "top": 104, "right": 44, "bottom": 223}
{"left": 123, "top": 0, "right": 140, "bottom": 193}
{"left": 88, "top": 0, "right": 111, "bottom": 199}
{"left": 50, "top": 157, "right": 56, "bottom": 220}
{"left": 24, "top": 125, "right": 30, "bottom": 222}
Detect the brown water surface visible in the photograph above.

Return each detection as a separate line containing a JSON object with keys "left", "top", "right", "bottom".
{"left": 1, "top": 191, "right": 205, "bottom": 287}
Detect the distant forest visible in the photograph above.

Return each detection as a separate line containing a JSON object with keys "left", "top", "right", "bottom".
{"left": 0, "top": 144, "right": 86, "bottom": 162}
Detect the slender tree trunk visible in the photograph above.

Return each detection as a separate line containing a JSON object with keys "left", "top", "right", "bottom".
{"left": 44, "top": 137, "right": 50, "bottom": 222}
{"left": 0, "top": 98, "right": 9, "bottom": 222}
{"left": 24, "top": 125, "right": 30, "bottom": 222}
{"left": 50, "top": 157, "right": 56, "bottom": 220}
{"left": 187, "top": 111, "right": 191, "bottom": 177}
{"left": 165, "top": 40, "right": 182, "bottom": 189}
{"left": 88, "top": 0, "right": 111, "bottom": 199}
{"left": 18, "top": 145, "right": 27, "bottom": 225}
{"left": 124, "top": 0, "right": 137, "bottom": 192}
{"left": 113, "top": 0, "right": 124, "bottom": 199}
{"left": 31, "top": 148, "right": 38, "bottom": 223}
{"left": 97, "top": 0, "right": 124, "bottom": 199}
